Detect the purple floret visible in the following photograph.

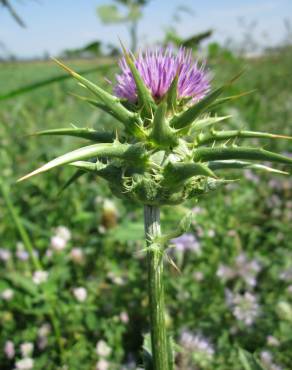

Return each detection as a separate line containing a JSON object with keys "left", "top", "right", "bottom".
{"left": 114, "top": 46, "right": 210, "bottom": 103}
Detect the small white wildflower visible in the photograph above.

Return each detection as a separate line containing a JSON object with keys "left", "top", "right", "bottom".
{"left": 95, "top": 195, "right": 104, "bottom": 204}
{"left": 96, "top": 340, "right": 112, "bottom": 357}
{"left": 0, "top": 248, "right": 11, "bottom": 262}
{"left": 260, "top": 351, "right": 283, "bottom": 370}
{"left": 107, "top": 272, "right": 126, "bottom": 286}
{"left": 193, "top": 271, "right": 204, "bottom": 281}
{"left": 15, "top": 357, "right": 34, "bottom": 370}
{"left": 287, "top": 285, "right": 292, "bottom": 294}
{"left": 4, "top": 340, "right": 15, "bottom": 359}
{"left": 98, "top": 225, "right": 106, "bottom": 234}
{"left": 1, "top": 289, "right": 14, "bottom": 301}
{"left": 96, "top": 359, "right": 109, "bottom": 370}
{"left": 267, "top": 335, "right": 280, "bottom": 347}
{"left": 38, "top": 323, "right": 51, "bottom": 338}
{"left": 260, "top": 351, "right": 273, "bottom": 365}
{"left": 38, "top": 336, "right": 48, "bottom": 350}
{"left": 20, "top": 342, "right": 34, "bottom": 358}
{"left": 279, "top": 268, "right": 292, "bottom": 282}
{"left": 70, "top": 247, "right": 84, "bottom": 264}
{"left": 32, "top": 270, "right": 48, "bottom": 285}
{"left": 207, "top": 229, "right": 216, "bottom": 238}
{"left": 73, "top": 287, "right": 87, "bottom": 302}
{"left": 50, "top": 235, "right": 67, "bottom": 251}
{"left": 55, "top": 226, "right": 71, "bottom": 242}
{"left": 120, "top": 311, "right": 129, "bottom": 324}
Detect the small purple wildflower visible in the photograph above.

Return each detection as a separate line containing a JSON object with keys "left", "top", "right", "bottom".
{"left": 171, "top": 233, "right": 201, "bottom": 253}
{"left": 179, "top": 330, "right": 214, "bottom": 358}
{"left": 114, "top": 47, "right": 210, "bottom": 103}
{"left": 225, "top": 290, "right": 260, "bottom": 326}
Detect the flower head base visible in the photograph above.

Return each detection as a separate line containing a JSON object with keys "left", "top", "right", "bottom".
{"left": 114, "top": 47, "right": 210, "bottom": 104}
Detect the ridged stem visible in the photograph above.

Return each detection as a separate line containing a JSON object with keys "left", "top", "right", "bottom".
{"left": 144, "top": 205, "right": 169, "bottom": 370}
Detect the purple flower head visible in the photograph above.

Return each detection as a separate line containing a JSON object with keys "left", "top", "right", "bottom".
{"left": 114, "top": 46, "right": 210, "bottom": 104}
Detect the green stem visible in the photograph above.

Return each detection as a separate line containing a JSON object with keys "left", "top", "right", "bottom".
{"left": 144, "top": 205, "right": 170, "bottom": 370}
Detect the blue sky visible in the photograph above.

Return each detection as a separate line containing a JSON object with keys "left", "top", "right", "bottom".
{"left": 0, "top": 0, "right": 291, "bottom": 57}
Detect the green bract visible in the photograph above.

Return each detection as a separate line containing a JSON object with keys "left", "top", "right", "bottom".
{"left": 18, "top": 56, "right": 292, "bottom": 206}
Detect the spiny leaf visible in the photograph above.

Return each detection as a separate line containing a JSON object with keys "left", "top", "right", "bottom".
{"left": 189, "top": 115, "right": 231, "bottom": 133}
{"left": 194, "top": 146, "right": 292, "bottom": 165}
{"left": 196, "top": 130, "right": 292, "bottom": 145}
{"left": 33, "top": 128, "right": 115, "bottom": 143}
{"left": 119, "top": 41, "right": 156, "bottom": 119}
{"left": 53, "top": 58, "right": 137, "bottom": 126}
{"left": 149, "top": 102, "right": 178, "bottom": 148}
{"left": 69, "top": 160, "right": 105, "bottom": 172}
{"left": 17, "top": 142, "right": 146, "bottom": 182}
{"left": 165, "top": 71, "right": 179, "bottom": 113}
{"left": 170, "top": 71, "right": 243, "bottom": 129}
{"left": 209, "top": 90, "right": 256, "bottom": 110}
{"left": 208, "top": 160, "right": 289, "bottom": 175}
{"left": 71, "top": 93, "right": 129, "bottom": 121}
{"left": 163, "top": 161, "right": 216, "bottom": 187}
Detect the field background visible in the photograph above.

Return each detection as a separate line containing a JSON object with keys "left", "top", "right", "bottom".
{"left": 1, "top": 19, "right": 292, "bottom": 370}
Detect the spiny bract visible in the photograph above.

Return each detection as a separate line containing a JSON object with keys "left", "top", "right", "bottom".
{"left": 18, "top": 47, "right": 292, "bottom": 206}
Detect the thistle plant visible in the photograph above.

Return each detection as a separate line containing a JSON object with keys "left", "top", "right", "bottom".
{"left": 18, "top": 46, "right": 292, "bottom": 370}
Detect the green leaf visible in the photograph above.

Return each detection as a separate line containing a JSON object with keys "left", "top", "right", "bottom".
{"left": 208, "top": 160, "right": 289, "bottom": 175}
{"left": 194, "top": 146, "right": 292, "bottom": 165}
{"left": 0, "top": 64, "right": 114, "bottom": 101}
{"left": 165, "top": 73, "right": 179, "bottom": 112}
{"left": 33, "top": 128, "right": 115, "bottom": 143}
{"left": 197, "top": 130, "right": 292, "bottom": 146}
{"left": 170, "top": 72, "right": 243, "bottom": 129}
{"left": 69, "top": 160, "right": 105, "bottom": 172}
{"left": 18, "top": 142, "right": 146, "bottom": 182}
{"left": 189, "top": 115, "right": 231, "bottom": 133}
{"left": 72, "top": 93, "right": 131, "bottom": 123}
{"left": 238, "top": 348, "right": 264, "bottom": 370}
{"left": 53, "top": 59, "right": 137, "bottom": 126}
{"left": 209, "top": 90, "right": 256, "bottom": 110}
{"left": 149, "top": 102, "right": 178, "bottom": 148}
{"left": 163, "top": 161, "right": 216, "bottom": 187}
{"left": 18, "top": 143, "right": 130, "bottom": 181}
